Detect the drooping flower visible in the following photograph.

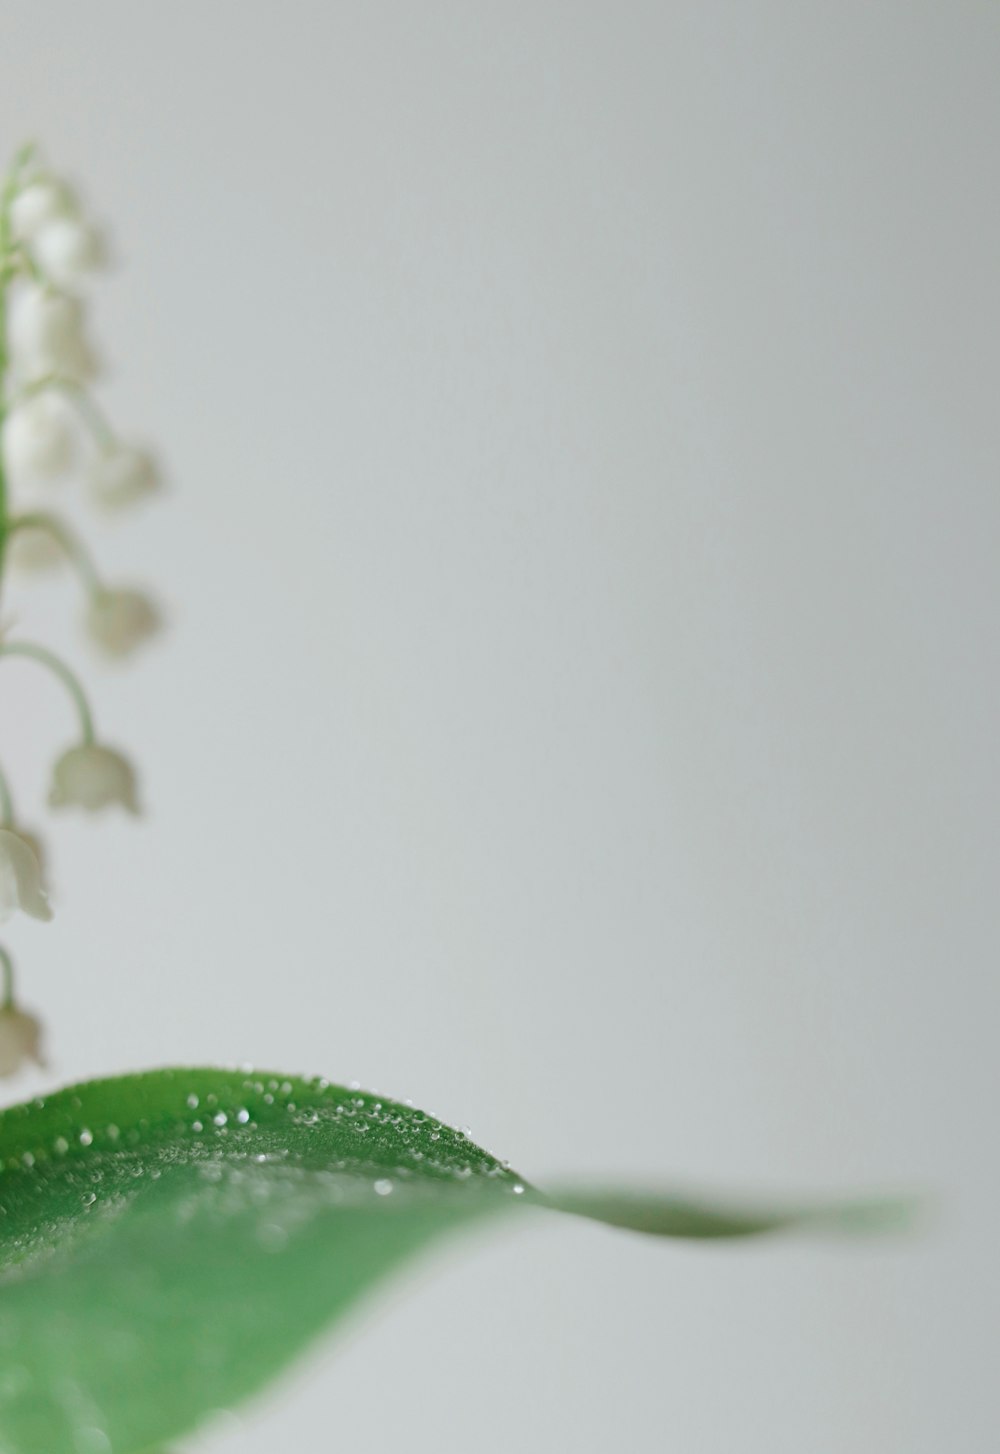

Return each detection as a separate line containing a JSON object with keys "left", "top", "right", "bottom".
{"left": 33, "top": 218, "right": 106, "bottom": 292}
{"left": 7, "top": 282, "right": 97, "bottom": 382}
{"left": 1, "top": 393, "right": 75, "bottom": 479}
{"left": 9, "top": 178, "right": 74, "bottom": 242}
{"left": 0, "top": 1005, "right": 45, "bottom": 1077}
{"left": 87, "top": 442, "right": 159, "bottom": 509}
{"left": 49, "top": 743, "right": 139, "bottom": 814}
{"left": 10, "top": 827, "right": 48, "bottom": 888}
{"left": 0, "top": 828, "right": 52, "bottom": 923}
{"left": 4, "top": 521, "right": 64, "bottom": 574}
{"left": 85, "top": 587, "right": 161, "bottom": 658}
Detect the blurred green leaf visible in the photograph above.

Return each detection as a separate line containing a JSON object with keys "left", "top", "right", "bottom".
{"left": 0, "top": 1068, "right": 905, "bottom": 1453}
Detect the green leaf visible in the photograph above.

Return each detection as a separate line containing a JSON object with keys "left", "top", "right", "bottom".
{"left": 0, "top": 1068, "right": 907, "bottom": 1454}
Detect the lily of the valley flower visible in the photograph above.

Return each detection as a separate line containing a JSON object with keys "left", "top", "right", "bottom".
{"left": 9, "top": 177, "right": 74, "bottom": 242}
{"left": 87, "top": 442, "right": 159, "bottom": 509}
{"left": 86, "top": 587, "right": 160, "bottom": 657}
{"left": 1, "top": 393, "right": 75, "bottom": 479}
{"left": 0, "top": 1005, "right": 44, "bottom": 1077}
{"left": 0, "top": 145, "right": 159, "bottom": 1078}
{"left": 0, "top": 828, "right": 52, "bottom": 923}
{"left": 4, "top": 522, "right": 64, "bottom": 573}
{"left": 33, "top": 218, "right": 106, "bottom": 292}
{"left": 49, "top": 742, "right": 139, "bottom": 814}
{"left": 7, "top": 282, "right": 97, "bottom": 382}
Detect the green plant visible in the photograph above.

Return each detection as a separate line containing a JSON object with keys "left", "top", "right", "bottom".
{"left": 0, "top": 147, "right": 905, "bottom": 1454}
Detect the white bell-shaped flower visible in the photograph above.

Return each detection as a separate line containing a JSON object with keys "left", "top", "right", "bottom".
{"left": 1, "top": 394, "right": 75, "bottom": 479}
{"left": 0, "top": 828, "right": 52, "bottom": 923}
{"left": 10, "top": 827, "right": 48, "bottom": 887}
{"left": 0, "top": 1005, "right": 44, "bottom": 1077}
{"left": 7, "top": 282, "right": 97, "bottom": 383}
{"left": 86, "top": 587, "right": 160, "bottom": 658}
{"left": 10, "top": 178, "right": 74, "bottom": 241}
{"left": 49, "top": 743, "right": 139, "bottom": 814}
{"left": 87, "top": 443, "right": 159, "bottom": 509}
{"left": 4, "top": 522, "right": 64, "bottom": 574}
{"left": 33, "top": 218, "right": 106, "bottom": 292}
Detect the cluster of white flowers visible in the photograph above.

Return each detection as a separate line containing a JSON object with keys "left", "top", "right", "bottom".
{"left": 0, "top": 145, "right": 164, "bottom": 1075}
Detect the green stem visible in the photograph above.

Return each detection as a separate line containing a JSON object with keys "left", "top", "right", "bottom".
{"left": 7, "top": 511, "right": 104, "bottom": 593}
{"left": 0, "top": 945, "right": 14, "bottom": 1010}
{"left": 0, "top": 641, "right": 96, "bottom": 744}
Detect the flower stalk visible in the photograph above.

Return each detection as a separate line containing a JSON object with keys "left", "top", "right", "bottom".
{"left": 0, "top": 141, "right": 163, "bottom": 1072}
{"left": 0, "top": 640, "right": 96, "bottom": 743}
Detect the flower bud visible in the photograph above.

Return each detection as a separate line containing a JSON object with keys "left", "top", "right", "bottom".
{"left": 86, "top": 587, "right": 161, "bottom": 658}
{"left": 87, "top": 443, "right": 159, "bottom": 510}
{"left": 10, "top": 178, "right": 74, "bottom": 241}
{"left": 0, "top": 828, "right": 52, "bottom": 923}
{"left": 33, "top": 218, "right": 106, "bottom": 292}
{"left": 0, "top": 1005, "right": 44, "bottom": 1077}
{"left": 7, "top": 282, "right": 97, "bottom": 383}
{"left": 1, "top": 394, "right": 75, "bottom": 479}
{"left": 49, "top": 743, "right": 139, "bottom": 815}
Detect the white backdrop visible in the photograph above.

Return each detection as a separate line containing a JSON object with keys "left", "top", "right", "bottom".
{"left": 1, "top": 4, "right": 997, "bottom": 1450}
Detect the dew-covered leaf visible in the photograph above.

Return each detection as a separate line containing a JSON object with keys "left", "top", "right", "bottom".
{"left": 0, "top": 1068, "right": 904, "bottom": 1454}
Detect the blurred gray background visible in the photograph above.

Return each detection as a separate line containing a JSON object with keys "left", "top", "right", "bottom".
{"left": 1, "top": 3, "right": 997, "bottom": 1450}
